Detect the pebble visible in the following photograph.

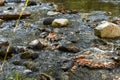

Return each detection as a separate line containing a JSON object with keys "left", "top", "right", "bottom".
{"left": 27, "top": 39, "right": 44, "bottom": 50}
{"left": 43, "top": 18, "right": 55, "bottom": 25}
{"left": 52, "top": 18, "right": 69, "bottom": 28}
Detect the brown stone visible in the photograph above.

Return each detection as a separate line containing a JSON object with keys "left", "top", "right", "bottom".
{"left": 0, "top": 12, "right": 31, "bottom": 20}
{"left": 0, "top": 0, "right": 4, "bottom": 6}
{"left": 72, "top": 49, "right": 120, "bottom": 70}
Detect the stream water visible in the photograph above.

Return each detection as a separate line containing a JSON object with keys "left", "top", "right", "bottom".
{"left": 0, "top": 0, "right": 120, "bottom": 80}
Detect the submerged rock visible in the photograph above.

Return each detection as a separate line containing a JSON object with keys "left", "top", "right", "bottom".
{"left": 52, "top": 19, "right": 69, "bottom": 27}
{"left": 94, "top": 21, "right": 120, "bottom": 38}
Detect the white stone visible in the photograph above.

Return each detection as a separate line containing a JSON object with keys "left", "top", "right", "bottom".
{"left": 29, "top": 39, "right": 39, "bottom": 46}
{"left": 94, "top": 21, "right": 120, "bottom": 38}
{"left": 23, "top": 69, "right": 32, "bottom": 74}
{"left": 47, "top": 11, "right": 60, "bottom": 16}
{"left": 52, "top": 19, "right": 69, "bottom": 27}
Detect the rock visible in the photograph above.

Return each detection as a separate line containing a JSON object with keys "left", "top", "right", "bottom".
{"left": 12, "top": 60, "right": 23, "bottom": 65}
{"left": 23, "top": 23, "right": 31, "bottom": 27}
{"left": 58, "top": 45, "right": 79, "bottom": 53}
{"left": 24, "top": 61, "right": 36, "bottom": 70}
{"left": 61, "top": 72, "right": 69, "bottom": 80}
{"left": 47, "top": 11, "right": 60, "bottom": 16}
{"left": 94, "top": 21, "right": 120, "bottom": 38}
{"left": 30, "top": 53, "right": 39, "bottom": 60}
{"left": 0, "top": 12, "right": 31, "bottom": 20}
{"left": 52, "top": 19, "right": 69, "bottom": 28}
{"left": 43, "top": 18, "right": 54, "bottom": 25}
{"left": 0, "top": 42, "right": 17, "bottom": 59}
{"left": 20, "top": 51, "right": 31, "bottom": 59}
{"left": 0, "top": 0, "right": 4, "bottom": 6}
{"left": 39, "top": 32, "right": 48, "bottom": 38}
{"left": 49, "top": 2, "right": 58, "bottom": 11}
{"left": 68, "top": 10, "right": 79, "bottom": 14}
{"left": 0, "top": 19, "right": 3, "bottom": 26}
{"left": 61, "top": 60, "right": 73, "bottom": 72}
{"left": 23, "top": 69, "right": 32, "bottom": 74}
{"left": 38, "top": 73, "right": 55, "bottom": 80}
{"left": 7, "top": 7, "right": 14, "bottom": 10}
{"left": 27, "top": 0, "right": 37, "bottom": 6}
{"left": 27, "top": 39, "right": 44, "bottom": 50}
{"left": 72, "top": 48, "right": 120, "bottom": 69}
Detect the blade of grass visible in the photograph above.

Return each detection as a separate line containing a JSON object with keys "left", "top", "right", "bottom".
{"left": 0, "top": 0, "right": 29, "bottom": 72}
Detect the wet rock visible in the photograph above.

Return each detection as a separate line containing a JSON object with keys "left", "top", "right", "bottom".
{"left": 0, "top": 19, "right": 3, "bottom": 26}
{"left": 46, "top": 32, "right": 58, "bottom": 41}
{"left": 115, "top": 47, "right": 120, "bottom": 56}
{"left": 94, "top": 21, "right": 120, "bottom": 38}
{"left": 61, "top": 72, "right": 69, "bottom": 80}
{"left": 20, "top": 51, "right": 31, "bottom": 59}
{"left": 49, "top": 2, "right": 58, "bottom": 11}
{"left": 111, "top": 19, "right": 120, "bottom": 25}
{"left": 0, "top": 0, "right": 4, "bottom": 6}
{"left": 68, "top": 10, "right": 79, "bottom": 14}
{"left": 12, "top": 60, "right": 23, "bottom": 65}
{"left": 43, "top": 18, "right": 54, "bottom": 25}
{"left": 61, "top": 60, "right": 73, "bottom": 72}
{"left": 52, "top": 19, "right": 69, "bottom": 28}
{"left": 47, "top": 11, "right": 60, "bottom": 16}
{"left": 58, "top": 45, "right": 79, "bottom": 53}
{"left": 24, "top": 61, "right": 36, "bottom": 70}
{"left": 7, "top": 7, "right": 14, "bottom": 10}
{"left": 27, "top": 39, "right": 44, "bottom": 50}
{"left": 39, "top": 32, "right": 48, "bottom": 38}
{"left": 0, "top": 12, "right": 31, "bottom": 20}
{"left": 23, "top": 69, "right": 32, "bottom": 74}
{"left": 38, "top": 73, "right": 55, "bottom": 80}
{"left": 30, "top": 53, "right": 39, "bottom": 60}
{"left": 23, "top": 23, "right": 31, "bottom": 27}
{"left": 72, "top": 48, "right": 120, "bottom": 70}
{"left": 0, "top": 42, "right": 17, "bottom": 59}
{"left": 112, "top": 56, "right": 120, "bottom": 62}
{"left": 57, "top": 7, "right": 67, "bottom": 14}
{"left": 27, "top": 0, "right": 37, "bottom": 6}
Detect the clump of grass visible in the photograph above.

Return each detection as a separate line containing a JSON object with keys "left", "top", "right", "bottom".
{"left": 6, "top": 72, "right": 35, "bottom": 80}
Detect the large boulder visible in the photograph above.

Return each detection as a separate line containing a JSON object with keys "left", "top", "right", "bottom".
{"left": 52, "top": 19, "right": 69, "bottom": 28}
{"left": 94, "top": 21, "right": 120, "bottom": 38}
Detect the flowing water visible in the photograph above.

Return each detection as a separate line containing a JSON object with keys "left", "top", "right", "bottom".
{"left": 0, "top": 0, "right": 120, "bottom": 80}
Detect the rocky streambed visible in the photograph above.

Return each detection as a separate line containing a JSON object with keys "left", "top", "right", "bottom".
{"left": 0, "top": 0, "right": 120, "bottom": 80}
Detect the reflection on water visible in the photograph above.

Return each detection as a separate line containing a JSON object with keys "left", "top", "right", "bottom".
{"left": 42, "top": 0, "right": 120, "bottom": 16}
